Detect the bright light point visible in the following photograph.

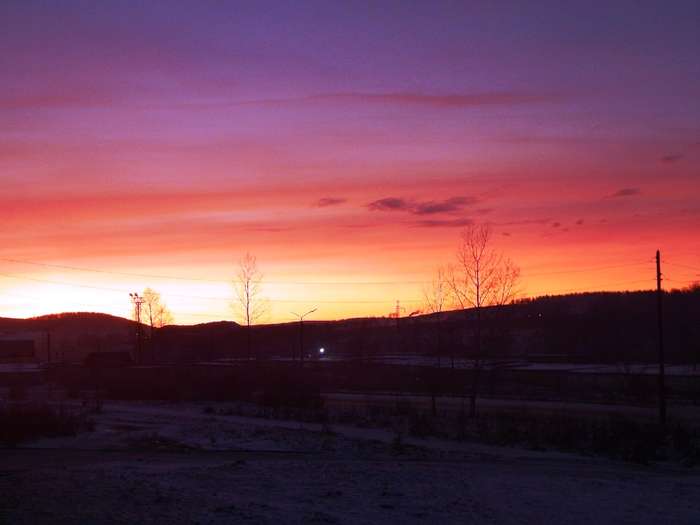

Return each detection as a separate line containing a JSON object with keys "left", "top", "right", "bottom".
{"left": 319, "top": 347, "right": 325, "bottom": 354}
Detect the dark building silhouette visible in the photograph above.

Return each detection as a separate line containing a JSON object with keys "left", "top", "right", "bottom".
{"left": 0, "top": 339, "right": 35, "bottom": 363}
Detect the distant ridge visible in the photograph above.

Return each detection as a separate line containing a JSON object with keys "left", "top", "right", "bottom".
{"left": 0, "top": 289, "right": 698, "bottom": 364}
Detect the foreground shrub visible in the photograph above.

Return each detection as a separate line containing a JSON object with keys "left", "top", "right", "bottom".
{"left": 468, "top": 412, "right": 693, "bottom": 464}
{"left": 256, "top": 373, "right": 324, "bottom": 411}
{"left": 0, "top": 405, "right": 94, "bottom": 447}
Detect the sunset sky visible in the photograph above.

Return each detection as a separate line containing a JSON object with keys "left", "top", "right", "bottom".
{"left": 1, "top": 1, "right": 699, "bottom": 324}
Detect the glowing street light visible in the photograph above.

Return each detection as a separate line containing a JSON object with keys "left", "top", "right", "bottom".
{"left": 291, "top": 307, "right": 317, "bottom": 365}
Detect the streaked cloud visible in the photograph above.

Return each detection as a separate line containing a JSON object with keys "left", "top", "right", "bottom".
{"left": 412, "top": 197, "right": 478, "bottom": 215}
{"left": 0, "top": 90, "right": 117, "bottom": 111}
{"left": 367, "top": 196, "right": 478, "bottom": 215}
{"left": 367, "top": 197, "right": 412, "bottom": 212}
{"left": 610, "top": 188, "right": 641, "bottom": 198}
{"left": 315, "top": 197, "right": 347, "bottom": 207}
{"left": 415, "top": 218, "right": 474, "bottom": 228}
{"left": 236, "top": 91, "right": 563, "bottom": 109}
{"left": 661, "top": 154, "right": 683, "bottom": 163}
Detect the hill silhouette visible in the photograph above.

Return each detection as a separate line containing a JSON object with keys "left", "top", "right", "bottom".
{"left": 1, "top": 288, "right": 698, "bottom": 365}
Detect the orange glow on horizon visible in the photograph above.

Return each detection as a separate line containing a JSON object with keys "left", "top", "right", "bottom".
{"left": 1, "top": 239, "right": 697, "bottom": 325}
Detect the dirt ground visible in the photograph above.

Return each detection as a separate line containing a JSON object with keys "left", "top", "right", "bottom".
{"left": 1, "top": 401, "right": 699, "bottom": 524}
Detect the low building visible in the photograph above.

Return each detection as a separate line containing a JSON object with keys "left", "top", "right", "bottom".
{"left": 0, "top": 339, "right": 36, "bottom": 363}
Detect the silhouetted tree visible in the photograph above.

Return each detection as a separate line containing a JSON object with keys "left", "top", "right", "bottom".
{"left": 142, "top": 288, "right": 173, "bottom": 334}
{"left": 137, "top": 288, "right": 172, "bottom": 363}
{"left": 448, "top": 224, "right": 520, "bottom": 310}
{"left": 423, "top": 266, "right": 449, "bottom": 367}
{"left": 446, "top": 223, "right": 520, "bottom": 416}
{"left": 234, "top": 253, "right": 267, "bottom": 360}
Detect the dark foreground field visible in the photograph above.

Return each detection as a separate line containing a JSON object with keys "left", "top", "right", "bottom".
{"left": 2, "top": 401, "right": 700, "bottom": 524}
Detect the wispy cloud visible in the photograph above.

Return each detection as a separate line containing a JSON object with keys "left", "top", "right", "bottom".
{"left": 415, "top": 218, "right": 474, "bottom": 228}
{"left": 498, "top": 218, "right": 552, "bottom": 226}
{"left": 235, "top": 91, "right": 563, "bottom": 110}
{"left": 0, "top": 88, "right": 121, "bottom": 111}
{"left": 367, "top": 196, "right": 478, "bottom": 215}
{"left": 308, "top": 92, "right": 561, "bottom": 108}
{"left": 315, "top": 197, "right": 347, "bottom": 207}
{"left": 610, "top": 188, "right": 641, "bottom": 198}
{"left": 6, "top": 87, "right": 563, "bottom": 131}
{"left": 412, "top": 196, "right": 478, "bottom": 215}
{"left": 661, "top": 153, "right": 683, "bottom": 163}
{"left": 367, "top": 197, "right": 411, "bottom": 212}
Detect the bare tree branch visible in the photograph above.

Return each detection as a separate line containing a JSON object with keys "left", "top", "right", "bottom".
{"left": 233, "top": 253, "right": 268, "bottom": 359}
{"left": 443, "top": 223, "right": 521, "bottom": 417}
{"left": 493, "top": 257, "right": 521, "bottom": 306}
{"left": 448, "top": 224, "right": 520, "bottom": 309}
{"left": 141, "top": 288, "right": 173, "bottom": 331}
{"left": 424, "top": 266, "right": 452, "bottom": 368}
{"left": 423, "top": 266, "right": 449, "bottom": 315}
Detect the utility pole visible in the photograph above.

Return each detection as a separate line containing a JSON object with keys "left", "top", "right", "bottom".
{"left": 291, "top": 308, "right": 317, "bottom": 366}
{"left": 130, "top": 292, "right": 145, "bottom": 364}
{"left": 656, "top": 250, "right": 666, "bottom": 428}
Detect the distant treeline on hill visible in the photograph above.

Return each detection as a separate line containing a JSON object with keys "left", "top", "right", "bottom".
{"left": 1, "top": 288, "right": 698, "bottom": 365}
{"left": 153, "top": 289, "right": 698, "bottom": 364}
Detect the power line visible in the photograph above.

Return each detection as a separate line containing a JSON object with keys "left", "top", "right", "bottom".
{"left": 0, "top": 271, "right": 657, "bottom": 305}
{"left": 0, "top": 258, "right": 225, "bottom": 283}
{"left": 0, "top": 257, "right": 671, "bottom": 323}
{"left": 522, "top": 261, "right": 651, "bottom": 278}
{"left": 665, "top": 261, "right": 700, "bottom": 273}
{"left": 0, "top": 256, "right": 657, "bottom": 285}
{"left": 0, "top": 274, "right": 671, "bottom": 324}
{"left": 527, "top": 279, "right": 655, "bottom": 295}
{"left": 0, "top": 272, "right": 136, "bottom": 294}
{"left": 663, "top": 277, "right": 698, "bottom": 284}
{"left": 0, "top": 258, "right": 427, "bottom": 285}
{"left": 0, "top": 288, "right": 232, "bottom": 319}
{"left": 0, "top": 272, "right": 423, "bottom": 304}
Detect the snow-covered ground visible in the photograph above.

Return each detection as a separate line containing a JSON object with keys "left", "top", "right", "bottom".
{"left": 2, "top": 401, "right": 699, "bottom": 524}
{"left": 206, "top": 357, "right": 700, "bottom": 375}
{"left": 322, "top": 392, "right": 700, "bottom": 425}
{"left": 3, "top": 359, "right": 699, "bottom": 376}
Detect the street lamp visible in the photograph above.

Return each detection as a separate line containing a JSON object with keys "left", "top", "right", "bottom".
{"left": 291, "top": 307, "right": 317, "bottom": 365}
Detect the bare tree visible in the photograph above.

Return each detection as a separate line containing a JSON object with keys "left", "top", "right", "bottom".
{"left": 492, "top": 258, "right": 521, "bottom": 307}
{"left": 446, "top": 223, "right": 520, "bottom": 416}
{"left": 423, "top": 266, "right": 450, "bottom": 368}
{"left": 449, "top": 224, "right": 520, "bottom": 310}
{"left": 131, "top": 288, "right": 172, "bottom": 364}
{"left": 142, "top": 288, "right": 173, "bottom": 334}
{"left": 234, "top": 253, "right": 267, "bottom": 360}
{"left": 422, "top": 266, "right": 451, "bottom": 416}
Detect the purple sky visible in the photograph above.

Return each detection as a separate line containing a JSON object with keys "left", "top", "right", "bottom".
{"left": 1, "top": 1, "right": 698, "bottom": 322}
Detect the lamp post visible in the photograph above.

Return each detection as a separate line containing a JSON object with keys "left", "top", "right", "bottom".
{"left": 291, "top": 308, "right": 317, "bottom": 366}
